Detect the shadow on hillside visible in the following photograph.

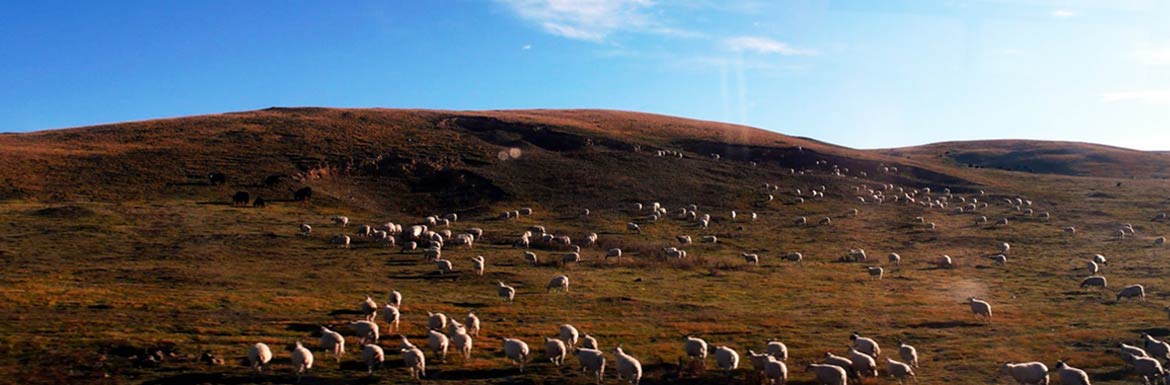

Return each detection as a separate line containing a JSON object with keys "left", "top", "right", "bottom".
{"left": 426, "top": 367, "right": 519, "bottom": 380}
{"left": 1133, "top": 327, "right": 1170, "bottom": 337}
{"left": 385, "top": 272, "right": 463, "bottom": 282}
{"left": 907, "top": 320, "right": 983, "bottom": 329}
{"left": 327, "top": 309, "right": 365, "bottom": 316}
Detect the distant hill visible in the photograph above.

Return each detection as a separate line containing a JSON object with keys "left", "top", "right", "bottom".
{"left": 881, "top": 140, "right": 1170, "bottom": 179}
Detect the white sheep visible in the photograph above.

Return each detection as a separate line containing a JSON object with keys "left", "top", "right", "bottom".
{"left": 320, "top": 326, "right": 345, "bottom": 363}
{"left": 331, "top": 215, "right": 349, "bottom": 227}
{"left": 766, "top": 340, "right": 788, "bottom": 361}
{"left": 897, "top": 339, "right": 918, "bottom": 368}
{"left": 401, "top": 345, "right": 426, "bottom": 379}
{"left": 989, "top": 254, "right": 1007, "bottom": 266}
{"left": 548, "top": 275, "right": 570, "bottom": 293}
{"left": 575, "top": 347, "right": 607, "bottom": 384}
{"left": 744, "top": 253, "right": 761, "bottom": 265}
{"left": 823, "top": 352, "right": 855, "bottom": 378}
{"left": 848, "top": 347, "right": 878, "bottom": 378}
{"left": 1117, "top": 284, "right": 1146, "bottom": 303}
{"left": 428, "top": 329, "right": 449, "bottom": 362}
{"left": 1048, "top": 361, "right": 1089, "bottom": 385}
{"left": 795, "top": 217, "right": 808, "bottom": 226}
{"left": 291, "top": 341, "right": 314, "bottom": 383}
{"left": 562, "top": 252, "right": 581, "bottom": 265}
{"left": 886, "top": 357, "right": 915, "bottom": 384}
{"left": 435, "top": 259, "right": 454, "bottom": 275}
{"left": 360, "top": 296, "right": 378, "bottom": 322}
{"left": 1120, "top": 343, "right": 1149, "bottom": 363}
{"left": 380, "top": 304, "right": 400, "bottom": 333}
{"left": 1143, "top": 333, "right": 1170, "bottom": 362}
{"left": 999, "top": 362, "right": 1048, "bottom": 385}
{"left": 581, "top": 334, "right": 599, "bottom": 350}
{"left": 465, "top": 312, "right": 480, "bottom": 337}
{"left": 996, "top": 217, "right": 1009, "bottom": 226}
{"left": 1080, "top": 276, "right": 1107, "bottom": 289}
{"left": 968, "top": 297, "right": 992, "bottom": 323}
{"left": 497, "top": 281, "right": 516, "bottom": 302}
{"left": 764, "top": 356, "right": 787, "bottom": 385}
{"left": 782, "top": 252, "right": 803, "bottom": 263}
{"left": 560, "top": 324, "right": 580, "bottom": 347}
{"left": 523, "top": 251, "right": 538, "bottom": 265}
{"left": 503, "top": 338, "right": 530, "bottom": 372}
{"left": 350, "top": 320, "right": 379, "bottom": 346}
{"left": 867, "top": 266, "right": 883, "bottom": 280}
{"left": 684, "top": 336, "right": 708, "bottom": 363}
{"left": 472, "top": 255, "right": 485, "bottom": 276}
{"left": 519, "top": 207, "right": 533, "bottom": 216}
{"left": 247, "top": 342, "right": 272, "bottom": 374}
{"left": 613, "top": 346, "right": 643, "bottom": 385}
{"left": 1157, "top": 237, "right": 1167, "bottom": 247}
{"left": 850, "top": 333, "right": 880, "bottom": 357}
{"left": 715, "top": 345, "right": 740, "bottom": 375}
{"left": 606, "top": 248, "right": 623, "bottom": 260}
{"left": 361, "top": 344, "right": 384, "bottom": 374}
{"left": 938, "top": 255, "right": 954, "bottom": 269}
{"left": 427, "top": 311, "right": 448, "bottom": 331}
{"left": 747, "top": 349, "right": 771, "bottom": 373}
{"left": 703, "top": 235, "right": 718, "bottom": 243}
{"left": 1094, "top": 254, "right": 1108, "bottom": 265}
{"left": 806, "top": 363, "right": 848, "bottom": 385}
{"left": 1132, "top": 356, "right": 1165, "bottom": 385}
{"left": 888, "top": 253, "right": 901, "bottom": 266}
{"left": 627, "top": 223, "right": 641, "bottom": 233}
{"left": 331, "top": 235, "right": 351, "bottom": 249}
{"left": 299, "top": 224, "right": 312, "bottom": 235}
{"left": 545, "top": 337, "right": 567, "bottom": 366}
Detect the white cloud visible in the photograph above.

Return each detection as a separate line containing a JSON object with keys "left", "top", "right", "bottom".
{"left": 1051, "top": 9, "right": 1075, "bottom": 18}
{"left": 521, "top": 44, "right": 533, "bottom": 50}
{"left": 1101, "top": 89, "right": 1170, "bottom": 103}
{"left": 725, "top": 36, "right": 817, "bottom": 56}
{"left": 497, "top": 0, "right": 696, "bottom": 42}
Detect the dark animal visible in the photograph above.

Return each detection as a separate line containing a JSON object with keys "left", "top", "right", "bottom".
{"left": 208, "top": 172, "right": 226, "bottom": 185}
{"left": 263, "top": 175, "right": 283, "bottom": 187}
{"left": 252, "top": 197, "right": 266, "bottom": 208}
{"left": 232, "top": 191, "right": 250, "bottom": 206}
{"left": 294, "top": 187, "right": 313, "bottom": 202}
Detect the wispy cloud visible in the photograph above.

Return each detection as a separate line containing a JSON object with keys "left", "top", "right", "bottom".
{"left": 1051, "top": 9, "right": 1075, "bottom": 18}
{"left": 521, "top": 44, "right": 533, "bottom": 50}
{"left": 496, "top": 0, "right": 698, "bottom": 42}
{"left": 1102, "top": 89, "right": 1170, "bottom": 103}
{"left": 725, "top": 36, "right": 818, "bottom": 56}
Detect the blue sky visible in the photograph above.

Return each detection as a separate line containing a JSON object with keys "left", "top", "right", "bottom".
{"left": 1, "top": 1, "right": 1168, "bottom": 150}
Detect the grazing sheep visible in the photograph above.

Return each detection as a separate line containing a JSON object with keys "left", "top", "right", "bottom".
{"left": 989, "top": 254, "right": 1008, "bottom": 266}
{"left": 848, "top": 347, "right": 878, "bottom": 378}
{"left": 1080, "top": 276, "right": 1107, "bottom": 289}
{"left": 685, "top": 336, "right": 709, "bottom": 363}
{"left": 703, "top": 235, "right": 718, "bottom": 243}
{"left": 497, "top": 281, "right": 516, "bottom": 302}
{"left": 1094, "top": 254, "right": 1108, "bottom": 265}
{"left": 427, "top": 312, "right": 448, "bottom": 331}
{"left": 782, "top": 252, "right": 803, "bottom": 263}
{"left": 545, "top": 337, "right": 567, "bottom": 366}
{"left": 1144, "top": 333, "right": 1170, "bottom": 362}
{"left": 886, "top": 358, "right": 916, "bottom": 385}
{"left": 350, "top": 320, "right": 379, "bottom": 346}
{"left": 888, "top": 253, "right": 902, "bottom": 266}
{"left": 435, "top": 259, "right": 454, "bottom": 275}
{"left": 472, "top": 255, "right": 485, "bottom": 276}
{"left": 897, "top": 339, "right": 918, "bottom": 368}
{"left": 548, "top": 275, "right": 570, "bottom": 293}
{"left": 562, "top": 252, "right": 581, "bottom": 265}
{"left": 715, "top": 346, "right": 740, "bottom": 375}
{"left": 521, "top": 251, "right": 538, "bottom": 265}
{"left": 677, "top": 235, "right": 692, "bottom": 245}
{"left": 560, "top": 324, "right": 580, "bottom": 347}
{"left": 606, "top": 248, "right": 623, "bottom": 260}
{"left": 1064, "top": 226, "right": 1076, "bottom": 235}
{"left": 581, "top": 334, "right": 599, "bottom": 350}
{"left": 766, "top": 341, "right": 788, "bottom": 361}
{"left": 290, "top": 341, "right": 314, "bottom": 383}
{"left": 939, "top": 255, "right": 954, "bottom": 269}
{"left": 977, "top": 216, "right": 989, "bottom": 224}
{"left": 1132, "top": 356, "right": 1165, "bottom": 385}
{"left": 428, "top": 330, "right": 449, "bottom": 362}
{"left": 331, "top": 235, "right": 351, "bottom": 249}
{"left": 613, "top": 346, "right": 643, "bottom": 385}
{"left": 503, "top": 338, "right": 531, "bottom": 372}
{"left": 806, "top": 363, "right": 848, "bottom": 385}
{"left": 1086, "top": 260, "right": 1100, "bottom": 274}
{"left": 320, "top": 327, "right": 345, "bottom": 363}
{"left": 747, "top": 350, "right": 771, "bottom": 373}
{"left": 361, "top": 344, "right": 384, "bottom": 374}
{"left": 1000, "top": 242, "right": 1011, "bottom": 254}
{"left": 1120, "top": 343, "right": 1149, "bottom": 363}
{"left": 627, "top": 223, "right": 641, "bottom": 233}
{"left": 465, "top": 312, "right": 480, "bottom": 337}
{"left": 247, "top": 342, "right": 273, "bottom": 374}
{"left": 401, "top": 241, "right": 418, "bottom": 252}
{"left": 822, "top": 352, "right": 854, "bottom": 378}
{"left": 355, "top": 224, "right": 373, "bottom": 238}
{"left": 451, "top": 327, "right": 473, "bottom": 361}
{"left": 795, "top": 217, "right": 808, "bottom": 226}
{"left": 867, "top": 266, "right": 883, "bottom": 280}
{"left": 1157, "top": 237, "right": 1167, "bottom": 247}
{"left": 331, "top": 216, "right": 349, "bottom": 227}
{"left": 1118, "top": 284, "right": 1147, "bottom": 303}
{"left": 519, "top": 207, "right": 533, "bottom": 216}
{"left": 401, "top": 345, "right": 426, "bottom": 379}
{"left": 744, "top": 253, "right": 761, "bottom": 265}
{"left": 764, "top": 356, "right": 788, "bottom": 385}
{"left": 968, "top": 297, "right": 992, "bottom": 323}
{"left": 360, "top": 296, "right": 378, "bottom": 322}
{"left": 996, "top": 218, "right": 1009, "bottom": 226}
{"left": 850, "top": 333, "right": 880, "bottom": 358}
{"left": 575, "top": 348, "right": 607, "bottom": 384}
{"left": 1000, "top": 362, "right": 1048, "bottom": 385}
{"left": 299, "top": 224, "right": 312, "bottom": 235}
{"left": 820, "top": 217, "right": 832, "bottom": 225}
{"left": 382, "top": 304, "right": 400, "bottom": 333}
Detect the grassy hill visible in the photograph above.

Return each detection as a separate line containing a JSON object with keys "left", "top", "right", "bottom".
{"left": 881, "top": 140, "right": 1170, "bottom": 179}
{"left": 2, "top": 108, "right": 1169, "bottom": 385}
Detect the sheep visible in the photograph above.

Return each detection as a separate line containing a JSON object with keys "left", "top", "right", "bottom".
{"left": 867, "top": 266, "right": 883, "bottom": 280}
{"left": 299, "top": 224, "right": 312, "bottom": 235}
{"left": 848, "top": 347, "right": 878, "bottom": 378}
{"left": 1000, "top": 362, "right": 1048, "bottom": 385}
{"left": 472, "top": 255, "right": 485, "bottom": 276}
{"left": 463, "top": 312, "right": 480, "bottom": 337}
{"left": 380, "top": 304, "right": 400, "bottom": 333}
{"left": 1118, "top": 284, "right": 1147, "bottom": 303}
{"left": 519, "top": 207, "right": 533, "bottom": 216}
{"left": 795, "top": 217, "right": 808, "bottom": 226}
{"left": 575, "top": 348, "right": 607, "bottom": 384}
{"left": 1094, "top": 254, "right": 1108, "bottom": 265}
{"left": 577, "top": 334, "right": 598, "bottom": 350}
{"left": 1000, "top": 242, "right": 1011, "bottom": 254}
{"left": 968, "top": 297, "right": 992, "bottom": 323}
{"left": 1144, "top": 333, "right": 1170, "bottom": 362}
{"left": 401, "top": 241, "right": 418, "bottom": 252}
{"left": 290, "top": 341, "right": 314, "bottom": 383}
{"left": 1120, "top": 343, "right": 1150, "bottom": 363}
{"left": 428, "top": 330, "right": 449, "bottom": 362}
{"left": 1157, "top": 237, "right": 1167, "bottom": 247}
{"left": 613, "top": 346, "right": 643, "bottom": 385}
{"left": 331, "top": 215, "right": 349, "bottom": 227}
{"left": 560, "top": 324, "right": 580, "bottom": 347}
{"left": 977, "top": 216, "right": 989, "bottom": 224}
{"left": 888, "top": 252, "right": 902, "bottom": 266}
{"left": 606, "top": 248, "right": 623, "bottom": 260}
{"left": 320, "top": 326, "right": 345, "bottom": 363}
{"left": 503, "top": 338, "right": 531, "bottom": 372}
{"left": 914, "top": 216, "right": 925, "bottom": 224}
{"left": 989, "top": 254, "right": 1008, "bottom": 266}
{"left": 361, "top": 344, "right": 384, "bottom": 374}
{"left": 684, "top": 336, "right": 708, "bottom": 364}
{"left": 822, "top": 352, "right": 854, "bottom": 378}
{"left": 514, "top": 236, "right": 530, "bottom": 248}
{"left": 424, "top": 247, "right": 442, "bottom": 261}
{"left": 850, "top": 333, "right": 880, "bottom": 358}
{"left": 425, "top": 312, "right": 448, "bottom": 331}
{"left": 703, "top": 235, "right": 718, "bottom": 243}
{"left": 1080, "top": 276, "right": 1107, "bottom": 289}
{"left": 765, "top": 340, "right": 788, "bottom": 361}
{"left": 747, "top": 349, "right": 771, "bottom": 373}
{"left": 1086, "top": 260, "right": 1100, "bottom": 274}
{"left": 764, "top": 356, "right": 788, "bottom": 385}
{"left": 849, "top": 208, "right": 860, "bottom": 217}
{"left": 782, "top": 252, "right": 803, "bottom": 263}
{"left": 1132, "top": 356, "right": 1165, "bottom": 385}
{"left": 449, "top": 328, "right": 473, "bottom": 361}
{"left": 1050, "top": 361, "right": 1089, "bottom": 385}
{"left": 543, "top": 336, "right": 568, "bottom": 366}
{"left": 665, "top": 247, "right": 687, "bottom": 259}
{"left": 627, "top": 223, "right": 641, "bottom": 233}
{"left": 401, "top": 345, "right": 426, "bottom": 379}
{"left": 751, "top": 212, "right": 758, "bottom": 221}
{"left": 820, "top": 217, "right": 832, "bottom": 226}
{"left": 677, "top": 235, "right": 692, "bottom": 245}
{"left": 996, "top": 217, "right": 1009, "bottom": 226}
{"left": 247, "top": 342, "right": 273, "bottom": 374}
{"left": 744, "top": 253, "right": 761, "bottom": 265}
{"left": 350, "top": 320, "right": 379, "bottom": 346}
{"left": 562, "top": 252, "right": 581, "bottom": 265}
{"left": 939, "top": 255, "right": 954, "bottom": 269}
{"left": 714, "top": 345, "right": 740, "bottom": 375}
{"left": 445, "top": 320, "right": 464, "bottom": 339}
{"left": 886, "top": 357, "right": 916, "bottom": 385}
{"left": 359, "top": 296, "right": 378, "bottom": 322}
{"left": 897, "top": 339, "right": 918, "bottom": 368}
{"left": 497, "top": 281, "right": 516, "bottom": 302}
{"left": 331, "top": 235, "right": 351, "bottom": 249}
{"left": 435, "top": 259, "right": 454, "bottom": 275}
{"left": 806, "top": 363, "right": 848, "bottom": 385}
{"left": 548, "top": 275, "right": 570, "bottom": 293}
{"left": 355, "top": 224, "right": 373, "bottom": 238}
{"left": 635, "top": 202, "right": 644, "bottom": 211}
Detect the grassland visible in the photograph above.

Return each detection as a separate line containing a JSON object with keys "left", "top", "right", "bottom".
{"left": 1, "top": 109, "right": 1169, "bottom": 385}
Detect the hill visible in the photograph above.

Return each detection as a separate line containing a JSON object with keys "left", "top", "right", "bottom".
{"left": 881, "top": 140, "right": 1170, "bottom": 179}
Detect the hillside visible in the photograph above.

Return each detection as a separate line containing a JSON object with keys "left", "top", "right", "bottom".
{"left": 882, "top": 140, "right": 1170, "bottom": 179}
{"left": 3, "top": 108, "right": 1170, "bottom": 385}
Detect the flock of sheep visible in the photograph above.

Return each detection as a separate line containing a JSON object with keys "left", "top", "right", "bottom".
{"left": 229, "top": 161, "right": 1170, "bottom": 385}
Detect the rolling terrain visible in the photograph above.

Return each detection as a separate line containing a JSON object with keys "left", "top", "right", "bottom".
{"left": 1, "top": 108, "right": 1169, "bottom": 385}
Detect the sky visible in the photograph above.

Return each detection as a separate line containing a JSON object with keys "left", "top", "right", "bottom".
{"left": 1, "top": 0, "right": 1168, "bottom": 150}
